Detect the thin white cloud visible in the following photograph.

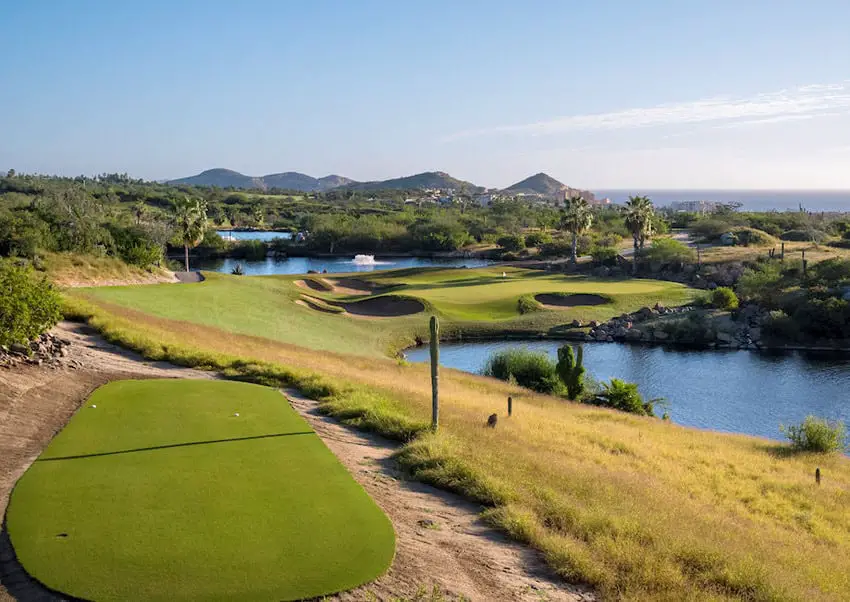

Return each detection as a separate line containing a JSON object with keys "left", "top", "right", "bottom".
{"left": 443, "top": 82, "right": 850, "bottom": 141}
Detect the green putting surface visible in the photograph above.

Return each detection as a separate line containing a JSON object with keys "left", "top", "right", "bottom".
{"left": 7, "top": 380, "right": 394, "bottom": 601}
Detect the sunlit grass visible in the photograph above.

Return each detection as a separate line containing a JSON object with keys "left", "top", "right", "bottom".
{"left": 63, "top": 294, "right": 850, "bottom": 601}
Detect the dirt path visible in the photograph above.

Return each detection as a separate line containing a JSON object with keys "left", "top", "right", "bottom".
{"left": 0, "top": 322, "right": 214, "bottom": 602}
{"left": 0, "top": 323, "right": 592, "bottom": 602}
{"left": 286, "top": 390, "right": 593, "bottom": 602}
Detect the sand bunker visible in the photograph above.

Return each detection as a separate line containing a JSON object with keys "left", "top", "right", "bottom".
{"left": 295, "top": 298, "right": 343, "bottom": 314}
{"left": 342, "top": 296, "right": 425, "bottom": 318}
{"left": 326, "top": 278, "right": 384, "bottom": 296}
{"left": 535, "top": 293, "right": 610, "bottom": 308}
{"left": 294, "top": 278, "right": 333, "bottom": 292}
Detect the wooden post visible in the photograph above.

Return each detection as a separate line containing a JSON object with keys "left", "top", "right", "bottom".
{"left": 781, "top": 242, "right": 785, "bottom": 260}
{"left": 508, "top": 396, "right": 513, "bottom": 417}
{"left": 697, "top": 244, "right": 701, "bottom": 270}
{"left": 429, "top": 316, "right": 439, "bottom": 432}
{"left": 816, "top": 467, "right": 821, "bottom": 486}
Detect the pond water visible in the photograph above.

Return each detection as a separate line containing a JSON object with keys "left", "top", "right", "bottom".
{"left": 196, "top": 255, "right": 493, "bottom": 275}
{"left": 215, "top": 230, "right": 293, "bottom": 242}
{"left": 405, "top": 340, "right": 850, "bottom": 442}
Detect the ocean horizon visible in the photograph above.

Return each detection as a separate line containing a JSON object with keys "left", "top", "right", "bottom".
{"left": 594, "top": 190, "right": 850, "bottom": 212}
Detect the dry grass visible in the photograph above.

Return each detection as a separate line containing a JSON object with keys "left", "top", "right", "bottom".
{"left": 700, "top": 241, "right": 850, "bottom": 266}
{"left": 63, "top": 295, "right": 850, "bottom": 601}
{"left": 43, "top": 252, "right": 176, "bottom": 287}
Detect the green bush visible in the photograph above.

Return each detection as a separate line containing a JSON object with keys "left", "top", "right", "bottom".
{"left": 780, "top": 229, "right": 829, "bottom": 242}
{"left": 591, "top": 378, "right": 656, "bottom": 416}
{"left": 729, "top": 227, "right": 776, "bottom": 246}
{"left": 737, "top": 263, "right": 784, "bottom": 308}
{"left": 517, "top": 294, "right": 542, "bottom": 315}
{"left": 524, "top": 231, "right": 553, "bottom": 247}
{"left": 590, "top": 246, "right": 618, "bottom": 266}
{"left": 538, "top": 240, "right": 572, "bottom": 258}
{"left": 230, "top": 240, "right": 267, "bottom": 260}
{"left": 780, "top": 416, "right": 847, "bottom": 453}
{"left": 0, "top": 260, "right": 62, "bottom": 346}
{"left": 483, "top": 348, "right": 562, "bottom": 394}
{"left": 762, "top": 310, "right": 800, "bottom": 341}
{"left": 710, "top": 287, "right": 739, "bottom": 310}
{"left": 643, "top": 238, "right": 696, "bottom": 266}
{"left": 497, "top": 234, "right": 526, "bottom": 252}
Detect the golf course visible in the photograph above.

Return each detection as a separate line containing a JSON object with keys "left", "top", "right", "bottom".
{"left": 76, "top": 266, "right": 695, "bottom": 356}
{"left": 6, "top": 379, "right": 395, "bottom": 601}
{"left": 7, "top": 265, "right": 846, "bottom": 601}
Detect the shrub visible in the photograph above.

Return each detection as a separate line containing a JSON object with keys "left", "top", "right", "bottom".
{"left": 524, "top": 231, "right": 553, "bottom": 247}
{"left": 517, "top": 294, "right": 542, "bottom": 315}
{"left": 590, "top": 378, "right": 656, "bottom": 416}
{"left": 0, "top": 260, "right": 62, "bottom": 346}
{"left": 483, "top": 349, "right": 562, "bottom": 394}
{"left": 590, "top": 246, "right": 618, "bottom": 266}
{"left": 729, "top": 227, "right": 776, "bottom": 246}
{"left": 711, "top": 287, "right": 739, "bottom": 310}
{"left": 643, "top": 238, "right": 696, "bottom": 266}
{"left": 781, "top": 229, "right": 829, "bottom": 242}
{"left": 780, "top": 416, "right": 847, "bottom": 453}
{"left": 538, "top": 240, "right": 572, "bottom": 258}
{"left": 497, "top": 234, "right": 526, "bottom": 252}
{"left": 556, "top": 345, "right": 585, "bottom": 399}
{"left": 737, "top": 263, "right": 783, "bottom": 308}
{"left": 810, "top": 258, "right": 850, "bottom": 286}
{"left": 230, "top": 240, "right": 267, "bottom": 260}
{"left": 762, "top": 310, "right": 800, "bottom": 341}
{"left": 231, "top": 263, "right": 245, "bottom": 276}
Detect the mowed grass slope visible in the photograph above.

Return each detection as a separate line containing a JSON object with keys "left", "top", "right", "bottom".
{"left": 79, "top": 267, "right": 695, "bottom": 357}
{"left": 62, "top": 298, "right": 850, "bottom": 601}
{"left": 7, "top": 380, "right": 394, "bottom": 601}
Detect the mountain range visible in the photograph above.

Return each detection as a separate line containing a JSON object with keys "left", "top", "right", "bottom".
{"left": 167, "top": 168, "right": 592, "bottom": 198}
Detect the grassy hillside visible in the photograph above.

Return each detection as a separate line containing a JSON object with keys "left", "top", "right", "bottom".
{"left": 76, "top": 267, "right": 694, "bottom": 356}
{"left": 63, "top": 283, "right": 850, "bottom": 601}
{"left": 8, "top": 380, "right": 394, "bottom": 601}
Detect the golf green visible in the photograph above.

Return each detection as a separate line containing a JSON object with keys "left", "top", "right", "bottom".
{"left": 6, "top": 380, "right": 395, "bottom": 601}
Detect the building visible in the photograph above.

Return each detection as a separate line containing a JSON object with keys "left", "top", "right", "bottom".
{"left": 670, "top": 200, "right": 721, "bottom": 213}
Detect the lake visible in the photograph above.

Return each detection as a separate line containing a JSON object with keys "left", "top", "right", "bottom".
{"left": 405, "top": 340, "right": 850, "bottom": 443}
{"left": 197, "top": 255, "right": 493, "bottom": 275}
{"left": 216, "top": 230, "right": 292, "bottom": 242}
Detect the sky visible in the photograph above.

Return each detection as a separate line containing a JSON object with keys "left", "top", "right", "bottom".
{"left": 2, "top": 0, "right": 850, "bottom": 189}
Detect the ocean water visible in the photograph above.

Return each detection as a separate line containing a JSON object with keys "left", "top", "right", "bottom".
{"left": 594, "top": 190, "right": 850, "bottom": 213}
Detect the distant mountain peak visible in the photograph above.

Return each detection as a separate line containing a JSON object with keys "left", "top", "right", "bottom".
{"left": 502, "top": 173, "right": 595, "bottom": 201}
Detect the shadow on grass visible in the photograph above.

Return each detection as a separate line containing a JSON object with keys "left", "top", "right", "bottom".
{"left": 37, "top": 431, "right": 315, "bottom": 462}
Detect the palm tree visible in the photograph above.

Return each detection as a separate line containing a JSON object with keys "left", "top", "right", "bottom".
{"left": 560, "top": 196, "right": 594, "bottom": 265}
{"left": 624, "top": 195, "right": 655, "bottom": 275}
{"left": 173, "top": 197, "right": 207, "bottom": 272}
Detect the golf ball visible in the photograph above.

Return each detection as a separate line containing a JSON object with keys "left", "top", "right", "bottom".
{"left": 234, "top": 413, "right": 239, "bottom": 417}
{"left": 91, "top": 405, "right": 96, "bottom": 408}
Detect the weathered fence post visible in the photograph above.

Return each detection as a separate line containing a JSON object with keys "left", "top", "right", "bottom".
{"left": 508, "top": 396, "right": 513, "bottom": 417}
{"left": 816, "top": 467, "right": 821, "bottom": 485}
{"left": 429, "top": 316, "right": 439, "bottom": 432}
{"left": 697, "top": 244, "right": 701, "bottom": 270}
{"left": 781, "top": 242, "right": 785, "bottom": 260}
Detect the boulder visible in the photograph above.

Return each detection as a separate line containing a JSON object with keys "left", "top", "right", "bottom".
{"left": 749, "top": 327, "right": 762, "bottom": 342}
{"left": 653, "top": 330, "right": 670, "bottom": 341}
{"left": 614, "top": 327, "right": 628, "bottom": 339}
{"left": 589, "top": 320, "right": 600, "bottom": 328}
{"left": 636, "top": 307, "right": 654, "bottom": 320}
{"left": 626, "top": 329, "right": 644, "bottom": 341}
{"left": 10, "top": 342, "right": 28, "bottom": 355}
{"left": 570, "top": 319, "right": 583, "bottom": 328}
{"left": 595, "top": 331, "right": 608, "bottom": 342}
{"left": 716, "top": 332, "right": 735, "bottom": 344}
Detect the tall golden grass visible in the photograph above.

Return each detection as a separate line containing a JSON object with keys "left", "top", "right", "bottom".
{"left": 64, "top": 295, "right": 850, "bottom": 601}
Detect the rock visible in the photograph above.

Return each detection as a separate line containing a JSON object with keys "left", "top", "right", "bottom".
{"left": 10, "top": 342, "right": 28, "bottom": 355}
{"left": 654, "top": 302, "right": 666, "bottom": 312}
{"left": 653, "top": 330, "right": 669, "bottom": 341}
{"left": 595, "top": 331, "right": 608, "bottom": 342}
{"left": 626, "top": 329, "right": 644, "bottom": 341}
{"left": 589, "top": 320, "right": 600, "bottom": 328}
{"left": 570, "top": 319, "right": 582, "bottom": 328}
{"left": 636, "top": 307, "right": 654, "bottom": 320}
{"left": 749, "top": 327, "right": 762, "bottom": 341}
{"left": 606, "top": 336, "right": 614, "bottom": 342}
{"left": 716, "top": 332, "right": 735, "bottom": 344}
{"left": 614, "top": 327, "right": 628, "bottom": 339}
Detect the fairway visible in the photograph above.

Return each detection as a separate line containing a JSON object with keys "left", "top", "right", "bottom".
{"left": 78, "top": 267, "right": 695, "bottom": 356}
{"left": 7, "top": 380, "right": 395, "bottom": 601}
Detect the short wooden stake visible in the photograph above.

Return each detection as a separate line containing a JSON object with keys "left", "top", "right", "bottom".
{"left": 816, "top": 467, "right": 821, "bottom": 486}
{"left": 508, "top": 396, "right": 512, "bottom": 417}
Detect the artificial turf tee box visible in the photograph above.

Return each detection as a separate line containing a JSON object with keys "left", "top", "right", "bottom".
{"left": 7, "top": 379, "right": 395, "bottom": 601}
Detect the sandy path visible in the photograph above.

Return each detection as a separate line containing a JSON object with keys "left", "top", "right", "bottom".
{"left": 286, "top": 390, "right": 593, "bottom": 602}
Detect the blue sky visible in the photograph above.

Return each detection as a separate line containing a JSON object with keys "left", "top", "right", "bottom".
{"left": 2, "top": 0, "right": 850, "bottom": 189}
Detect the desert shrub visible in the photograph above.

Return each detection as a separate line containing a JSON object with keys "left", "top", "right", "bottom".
{"left": 517, "top": 294, "right": 542, "bottom": 314}
{"left": 0, "top": 260, "right": 62, "bottom": 346}
{"left": 231, "top": 263, "right": 244, "bottom": 276}
{"left": 780, "top": 416, "right": 847, "bottom": 453}
{"left": 828, "top": 239, "right": 850, "bottom": 249}
{"left": 596, "top": 233, "right": 622, "bottom": 248}
{"left": 643, "top": 238, "right": 696, "bottom": 266}
{"left": 762, "top": 310, "right": 800, "bottom": 341}
{"left": 691, "top": 218, "right": 741, "bottom": 241}
{"left": 590, "top": 246, "right": 618, "bottom": 266}
{"left": 781, "top": 229, "right": 829, "bottom": 242}
{"left": 590, "top": 378, "right": 656, "bottom": 416}
{"left": 711, "top": 287, "right": 739, "bottom": 310}
{"left": 524, "top": 231, "right": 553, "bottom": 247}
{"left": 230, "top": 240, "right": 267, "bottom": 260}
{"left": 810, "top": 258, "right": 850, "bottom": 286}
{"left": 483, "top": 349, "right": 562, "bottom": 394}
{"left": 497, "top": 234, "right": 526, "bottom": 252}
{"left": 658, "top": 312, "right": 714, "bottom": 344}
{"left": 737, "top": 263, "right": 783, "bottom": 308}
{"left": 729, "top": 227, "right": 776, "bottom": 246}
{"left": 790, "top": 296, "right": 850, "bottom": 339}
{"left": 538, "top": 240, "right": 572, "bottom": 258}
